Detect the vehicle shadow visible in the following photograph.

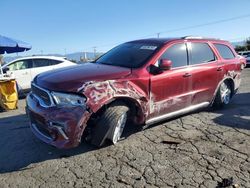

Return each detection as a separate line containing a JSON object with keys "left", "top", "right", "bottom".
{"left": 212, "top": 92, "right": 250, "bottom": 130}
{"left": 0, "top": 114, "right": 96, "bottom": 174}
{"left": 0, "top": 93, "right": 249, "bottom": 174}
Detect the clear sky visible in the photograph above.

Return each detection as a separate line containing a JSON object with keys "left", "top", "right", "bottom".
{"left": 1, "top": 0, "right": 250, "bottom": 56}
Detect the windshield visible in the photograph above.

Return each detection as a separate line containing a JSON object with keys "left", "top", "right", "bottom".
{"left": 96, "top": 42, "right": 161, "bottom": 68}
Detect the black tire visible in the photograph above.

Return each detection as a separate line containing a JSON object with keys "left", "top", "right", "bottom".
{"left": 213, "top": 81, "right": 232, "bottom": 109}
{"left": 91, "top": 101, "right": 129, "bottom": 147}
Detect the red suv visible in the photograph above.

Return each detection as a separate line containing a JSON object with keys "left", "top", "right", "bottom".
{"left": 26, "top": 37, "right": 246, "bottom": 149}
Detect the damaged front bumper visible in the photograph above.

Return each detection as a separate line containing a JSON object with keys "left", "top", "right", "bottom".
{"left": 26, "top": 93, "right": 91, "bottom": 149}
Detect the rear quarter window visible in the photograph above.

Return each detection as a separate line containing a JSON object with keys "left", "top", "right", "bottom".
{"left": 214, "top": 44, "right": 235, "bottom": 60}
{"left": 50, "top": 59, "right": 62, "bottom": 65}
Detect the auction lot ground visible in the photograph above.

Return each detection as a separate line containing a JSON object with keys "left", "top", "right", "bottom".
{"left": 0, "top": 69, "right": 250, "bottom": 188}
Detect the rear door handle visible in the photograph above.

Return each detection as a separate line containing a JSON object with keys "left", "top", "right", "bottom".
{"left": 217, "top": 67, "right": 223, "bottom": 71}
{"left": 183, "top": 73, "right": 192, "bottom": 77}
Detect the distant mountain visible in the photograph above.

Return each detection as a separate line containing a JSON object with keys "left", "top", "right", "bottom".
{"left": 3, "top": 52, "right": 102, "bottom": 63}
{"left": 3, "top": 41, "right": 245, "bottom": 63}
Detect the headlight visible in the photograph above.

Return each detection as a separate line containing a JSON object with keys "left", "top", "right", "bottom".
{"left": 51, "top": 92, "right": 86, "bottom": 107}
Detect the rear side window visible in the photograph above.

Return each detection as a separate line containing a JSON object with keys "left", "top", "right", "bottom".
{"left": 190, "top": 43, "right": 216, "bottom": 65}
{"left": 160, "top": 43, "right": 188, "bottom": 68}
{"left": 214, "top": 44, "right": 235, "bottom": 59}
{"left": 33, "top": 59, "right": 51, "bottom": 68}
{"left": 50, "top": 59, "right": 62, "bottom": 65}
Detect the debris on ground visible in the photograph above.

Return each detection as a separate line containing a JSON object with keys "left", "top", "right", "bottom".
{"left": 216, "top": 177, "right": 234, "bottom": 187}
{"left": 161, "top": 139, "right": 181, "bottom": 145}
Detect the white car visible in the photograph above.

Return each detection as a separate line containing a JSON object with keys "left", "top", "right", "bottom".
{"left": 2, "top": 56, "right": 76, "bottom": 92}
{"left": 238, "top": 51, "right": 250, "bottom": 67}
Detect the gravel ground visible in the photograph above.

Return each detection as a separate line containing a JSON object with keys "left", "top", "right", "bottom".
{"left": 0, "top": 69, "right": 250, "bottom": 188}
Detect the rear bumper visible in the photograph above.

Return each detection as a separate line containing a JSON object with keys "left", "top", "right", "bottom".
{"left": 26, "top": 93, "right": 91, "bottom": 149}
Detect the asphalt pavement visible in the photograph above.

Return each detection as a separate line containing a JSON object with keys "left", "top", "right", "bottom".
{"left": 0, "top": 69, "right": 250, "bottom": 188}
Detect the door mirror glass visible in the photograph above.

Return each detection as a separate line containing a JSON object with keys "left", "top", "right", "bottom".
{"left": 147, "top": 64, "right": 163, "bottom": 75}
{"left": 159, "top": 59, "right": 172, "bottom": 70}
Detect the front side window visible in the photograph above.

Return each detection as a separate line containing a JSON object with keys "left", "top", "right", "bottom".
{"left": 190, "top": 43, "right": 216, "bottom": 65}
{"left": 96, "top": 42, "right": 161, "bottom": 68}
{"left": 8, "top": 60, "right": 31, "bottom": 71}
{"left": 214, "top": 44, "right": 235, "bottom": 60}
{"left": 160, "top": 43, "right": 188, "bottom": 68}
{"left": 33, "top": 59, "right": 51, "bottom": 68}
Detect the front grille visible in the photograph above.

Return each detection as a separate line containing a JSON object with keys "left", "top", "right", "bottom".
{"left": 29, "top": 111, "right": 52, "bottom": 139}
{"left": 31, "top": 84, "right": 52, "bottom": 107}
{"left": 35, "top": 123, "right": 51, "bottom": 138}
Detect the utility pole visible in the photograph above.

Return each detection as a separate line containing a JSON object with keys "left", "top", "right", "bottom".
{"left": 93, "top": 47, "right": 97, "bottom": 60}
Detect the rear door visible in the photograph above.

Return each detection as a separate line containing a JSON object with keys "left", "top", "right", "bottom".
{"left": 31, "top": 58, "right": 53, "bottom": 80}
{"left": 149, "top": 42, "right": 192, "bottom": 118}
{"left": 188, "top": 42, "right": 220, "bottom": 105}
{"left": 7, "top": 59, "right": 33, "bottom": 90}
{"left": 213, "top": 43, "right": 241, "bottom": 88}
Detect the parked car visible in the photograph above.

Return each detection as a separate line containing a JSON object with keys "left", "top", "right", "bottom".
{"left": 238, "top": 50, "right": 250, "bottom": 57}
{"left": 26, "top": 37, "right": 246, "bottom": 149}
{"left": 2, "top": 56, "right": 76, "bottom": 93}
{"left": 246, "top": 54, "right": 250, "bottom": 67}
{"left": 238, "top": 51, "right": 250, "bottom": 67}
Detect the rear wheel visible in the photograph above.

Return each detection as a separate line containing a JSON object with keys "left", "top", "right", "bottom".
{"left": 213, "top": 81, "right": 232, "bottom": 108}
{"left": 91, "top": 102, "right": 129, "bottom": 147}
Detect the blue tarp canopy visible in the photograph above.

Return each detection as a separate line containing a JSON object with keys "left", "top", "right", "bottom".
{"left": 0, "top": 35, "right": 32, "bottom": 75}
{"left": 0, "top": 35, "right": 31, "bottom": 54}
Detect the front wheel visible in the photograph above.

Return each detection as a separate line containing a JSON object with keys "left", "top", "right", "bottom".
{"left": 91, "top": 102, "right": 129, "bottom": 147}
{"left": 213, "top": 81, "right": 232, "bottom": 108}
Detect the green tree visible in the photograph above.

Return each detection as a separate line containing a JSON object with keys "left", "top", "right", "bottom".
{"left": 245, "top": 37, "right": 250, "bottom": 50}
{"left": 234, "top": 37, "right": 250, "bottom": 52}
{"left": 235, "top": 45, "right": 247, "bottom": 52}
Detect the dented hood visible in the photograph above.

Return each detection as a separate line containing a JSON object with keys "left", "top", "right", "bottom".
{"left": 35, "top": 63, "right": 131, "bottom": 92}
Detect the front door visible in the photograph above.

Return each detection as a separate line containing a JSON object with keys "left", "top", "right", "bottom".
{"left": 7, "top": 59, "right": 32, "bottom": 90}
{"left": 149, "top": 42, "right": 192, "bottom": 119}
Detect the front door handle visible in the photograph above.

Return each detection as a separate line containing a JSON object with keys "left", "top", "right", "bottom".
{"left": 183, "top": 73, "right": 192, "bottom": 77}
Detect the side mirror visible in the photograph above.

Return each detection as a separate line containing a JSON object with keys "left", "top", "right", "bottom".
{"left": 159, "top": 59, "right": 172, "bottom": 70}
{"left": 2, "top": 67, "right": 9, "bottom": 73}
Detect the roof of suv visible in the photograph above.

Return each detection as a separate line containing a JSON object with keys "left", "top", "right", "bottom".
{"left": 129, "top": 37, "right": 227, "bottom": 45}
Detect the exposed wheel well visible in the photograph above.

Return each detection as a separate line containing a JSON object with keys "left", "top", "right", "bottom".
{"left": 224, "top": 78, "right": 235, "bottom": 97}
{"left": 87, "top": 97, "right": 144, "bottom": 128}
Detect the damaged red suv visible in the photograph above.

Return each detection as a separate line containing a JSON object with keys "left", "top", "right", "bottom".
{"left": 26, "top": 37, "right": 246, "bottom": 149}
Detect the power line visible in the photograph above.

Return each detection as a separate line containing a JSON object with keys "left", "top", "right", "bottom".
{"left": 148, "top": 14, "right": 250, "bottom": 37}
{"left": 82, "top": 14, "right": 250, "bottom": 52}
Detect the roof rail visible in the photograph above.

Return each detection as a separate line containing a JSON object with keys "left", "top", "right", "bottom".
{"left": 182, "top": 36, "right": 220, "bottom": 40}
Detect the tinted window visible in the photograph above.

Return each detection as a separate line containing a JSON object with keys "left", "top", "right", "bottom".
{"left": 214, "top": 44, "right": 235, "bottom": 59}
{"left": 190, "top": 43, "right": 216, "bottom": 65}
{"left": 160, "top": 43, "right": 188, "bottom": 68}
{"left": 50, "top": 59, "right": 62, "bottom": 65}
{"left": 96, "top": 42, "right": 161, "bottom": 68}
{"left": 33, "top": 59, "right": 51, "bottom": 68}
{"left": 8, "top": 60, "right": 31, "bottom": 71}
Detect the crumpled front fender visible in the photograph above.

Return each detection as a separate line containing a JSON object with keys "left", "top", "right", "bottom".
{"left": 78, "top": 80, "right": 149, "bottom": 123}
